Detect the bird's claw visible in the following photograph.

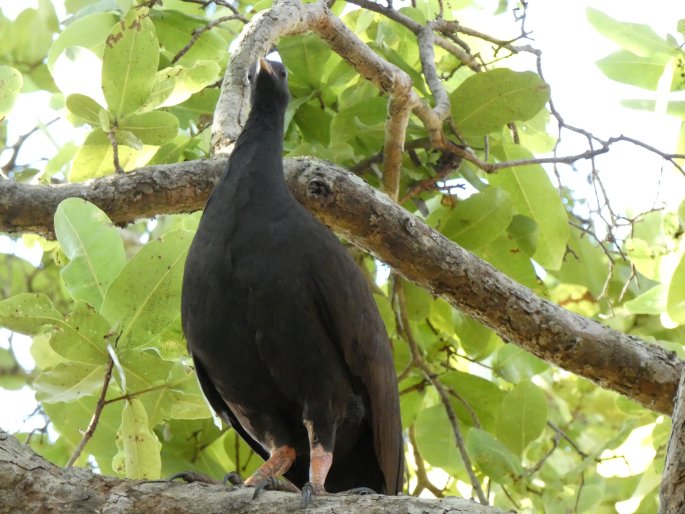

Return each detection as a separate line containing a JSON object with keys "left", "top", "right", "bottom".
{"left": 301, "top": 481, "right": 327, "bottom": 508}
{"left": 251, "top": 476, "right": 300, "bottom": 499}
{"left": 223, "top": 471, "right": 245, "bottom": 487}
{"left": 337, "top": 486, "right": 376, "bottom": 496}
{"left": 166, "top": 471, "right": 222, "bottom": 485}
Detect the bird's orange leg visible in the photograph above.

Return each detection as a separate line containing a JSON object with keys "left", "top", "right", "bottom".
{"left": 302, "top": 420, "right": 334, "bottom": 506}
{"left": 244, "top": 445, "right": 296, "bottom": 486}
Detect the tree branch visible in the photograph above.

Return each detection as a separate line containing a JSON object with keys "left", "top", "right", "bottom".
{"left": 659, "top": 366, "right": 685, "bottom": 512}
{"left": 0, "top": 430, "right": 507, "bottom": 514}
{"left": 0, "top": 156, "right": 680, "bottom": 415}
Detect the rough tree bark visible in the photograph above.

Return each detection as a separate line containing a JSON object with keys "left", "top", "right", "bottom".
{"left": 659, "top": 367, "right": 685, "bottom": 513}
{"left": 0, "top": 430, "right": 506, "bottom": 514}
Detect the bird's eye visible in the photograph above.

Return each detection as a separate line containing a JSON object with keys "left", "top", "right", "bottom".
{"left": 280, "top": 70, "right": 287, "bottom": 78}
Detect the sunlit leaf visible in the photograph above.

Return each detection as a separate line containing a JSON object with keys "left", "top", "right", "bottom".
{"left": 34, "top": 362, "right": 106, "bottom": 403}
{"left": 0, "top": 66, "right": 23, "bottom": 117}
{"left": 114, "top": 399, "right": 162, "bottom": 479}
{"left": 451, "top": 69, "right": 550, "bottom": 136}
{"left": 102, "top": 8, "right": 159, "bottom": 119}
{"left": 466, "top": 428, "right": 522, "bottom": 481}
{"left": 54, "top": 198, "right": 126, "bottom": 310}
{"left": 494, "top": 381, "right": 548, "bottom": 455}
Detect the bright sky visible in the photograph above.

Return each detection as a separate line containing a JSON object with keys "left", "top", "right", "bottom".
{"left": 0, "top": 1, "right": 683, "bottom": 509}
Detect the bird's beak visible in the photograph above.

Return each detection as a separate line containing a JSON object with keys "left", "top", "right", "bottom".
{"left": 259, "top": 57, "right": 275, "bottom": 77}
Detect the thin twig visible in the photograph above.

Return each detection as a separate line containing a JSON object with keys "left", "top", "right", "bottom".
{"left": 409, "top": 424, "right": 445, "bottom": 497}
{"left": 394, "top": 278, "right": 489, "bottom": 505}
{"left": 66, "top": 357, "right": 115, "bottom": 467}
{"left": 172, "top": 14, "right": 247, "bottom": 64}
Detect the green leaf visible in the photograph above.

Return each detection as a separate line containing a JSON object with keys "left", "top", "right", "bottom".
{"left": 0, "top": 293, "right": 62, "bottom": 334}
{"left": 114, "top": 399, "right": 162, "bottom": 479}
{"left": 625, "top": 284, "right": 667, "bottom": 315}
{"left": 47, "top": 12, "right": 119, "bottom": 71}
{"left": 451, "top": 69, "right": 550, "bottom": 137}
{"left": 441, "top": 371, "right": 506, "bottom": 431}
{"left": 119, "top": 111, "right": 179, "bottom": 145}
{"left": 494, "top": 344, "right": 548, "bottom": 382}
{"left": 44, "top": 396, "right": 123, "bottom": 475}
{"left": 11, "top": 1, "right": 58, "bottom": 64}
{"left": 0, "top": 66, "right": 23, "bottom": 117}
{"left": 69, "top": 128, "right": 158, "bottom": 181}
{"left": 587, "top": 8, "right": 676, "bottom": 58}
{"left": 151, "top": 10, "right": 228, "bottom": 67}
{"left": 457, "top": 316, "right": 499, "bottom": 360}
{"left": 100, "top": 230, "right": 192, "bottom": 349}
{"left": 66, "top": 94, "right": 105, "bottom": 126}
{"left": 489, "top": 144, "right": 569, "bottom": 270}
{"left": 668, "top": 253, "right": 685, "bottom": 325}
{"left": 279, "top": 34, "right": 332, "bottom": 92}
{"left": 596, "top": 50, "right": 669, "bottom": 90}
{"left": 54, "top": 198, "right": 126, "bottom": 310}
{"left": 414, "top": 404, "right": 463, "bottom": 474}
{"left": 34, "top": 362, "right": 106, "bottom": 403}
{"left": 144, "top": 61, "right": 221, "bottom": 110}
{"left": 494, "top": 381, "right": 548, "bottom": 455}
{"left": 50, "top": 302, "right": 111, "bottom": 365}
{"left": 102, "top": 8, "right": 159, "bottom": 119}
{"left": 478, "top": 232, "right": 542, "bottom": 292}
{"left": 555, "top": 225, "right": 610, "bottom": 297}
{"left": 441, "top": 187, "right": 513, "bottom": 251}
{"left": 466, "top": 428, "right": 522, "bottom": 481}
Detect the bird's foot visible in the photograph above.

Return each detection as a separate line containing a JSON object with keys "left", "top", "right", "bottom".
{"left": 223, "top": 471, "right": 245, "bottom": 490}
{"left": 336, "top": 486, "right": 376, "bottom": 496}
{"left": 302, "top": 481, "right": 328, "bottom": 508}
{"left": 251, "top": 476, "right": 300, "bottom": 499}
{"left": 166, "top": 471, "right": 223, "bottom": 485}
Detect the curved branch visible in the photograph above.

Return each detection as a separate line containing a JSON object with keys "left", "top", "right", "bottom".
{"left": 0, "top": 430, "right": 506, "bottom": 514}
{"left": 0, "top": 157, "right": 680, "bottom": 415}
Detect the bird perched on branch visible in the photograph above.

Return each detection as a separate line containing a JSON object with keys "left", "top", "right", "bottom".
{"left": 181, "top": 57, "right": 403, "bottom": 504}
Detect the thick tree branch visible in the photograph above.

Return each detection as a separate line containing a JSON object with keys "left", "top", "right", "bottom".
{"left": 659, "top": 367, "right": 685, "bottom": 512}
{"left": 0, "top": 430, "right": 506, "bottom": 513}
{"left": 0, "top": 157, "right": 680, "bottom": 415}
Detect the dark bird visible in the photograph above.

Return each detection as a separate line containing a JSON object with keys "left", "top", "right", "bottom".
{"left": 181, "top": 57, "right": 403, "bottom": 502}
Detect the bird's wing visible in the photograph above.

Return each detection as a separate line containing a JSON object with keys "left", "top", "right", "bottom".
{"left": 311, "top": 244, "right": 404, "bottom": 494}
{"left": 192, "top": 355, "right": 270, "bottom": 462}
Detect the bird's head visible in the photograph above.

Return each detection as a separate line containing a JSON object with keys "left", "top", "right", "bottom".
{"left": 247, "top": 57, "right": 290, "bottom": 121}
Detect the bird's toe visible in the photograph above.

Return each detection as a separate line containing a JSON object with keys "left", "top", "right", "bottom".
{"left": 251, "top": 476, "right": 300, "bottom": 500}
{"left": 301, "top": 481, "right": 327, "bottom": 508}
{"left": 166, "top": 471, "right": 222, "bottom": 485}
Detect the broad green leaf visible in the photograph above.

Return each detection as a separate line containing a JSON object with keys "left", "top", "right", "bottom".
{"left": 66, "top": 94, "right": 106, "bottom": 126}
{"left": 144, "top": 61, "right": 221, "bottom": 110}
{"left": 489, "top": 144, "right": 568, "bottom": 270}
{"left": 451, "top": 69, "right": 550, "bottom": 137}
{"left": 0, "top": 293, "right": 62, "bottom": 334}
{"left": 668, "top": 253, "right": 685, "bottom": 324}
{"left": 11, "top": 2, "right": 58, "bottom": 64}
{"left": 50, "top": 302, "right": 111, "bottom": 365}
{"left": 114, "top": 399, "right": 162, "bottom": 479}
{"left": 69, "top": 128, "right": 158, "bottom": 181}
{"left": 596, "top": 50, "right": 670, "bottom": 90}
{"left": 47, "top": 12, "right": 119, "bottom": 71}
{"left": 679, "top": 19, "right": 685, "bottom": 36}
{"left": 625, "top": 284, "right": 667, "bottom": 315}
{"left": 100, "top": 230, "right": 192, "bottom": 349}
{"left": 151, "top": 10, "right": 229, "bottom": 67}
{"left": 507, "top": 215, "right": 538, "bottom": 256}
{"left": 119, "top": 111, "right": 179, "bottom": 145}
{"left": 457, "top": 316, "right": 499, "bottom": 360}
{"left": 441, "top": 370, "right": 506, "bottom": 431}
{"left": 54, "top": 198, "right": 126, "bottom": 310}
{"left": 34, "top": 362, "right": 106, "bottom": 403}
{"left": 102, "top": 8, "right": 159, "bottom": 119}
{"left": 466, "top": 428, "right": 522, "bottom": 481}
{"left": 555, "top": 225, "right": 609, "bottom": 297}
{"left": 280, "top": 34, "right": 332, "bottom": 92}
{"left": 587, "top": 8, "right": 675, "bottom": 58}
{"left": 493, "top": 344, "right": 548, "bottom": 382}
{"left": 494, "top": 381, "right": 548, "bottom": 455}
{"left": 44, "top": 396, "right": 123, "bottom": 475}
{"left": 441, "top": 187, "right": 513, "bottom": 251}
{"left": 478, "top": 233, "right": 542, "bottom": 292}
{"left": 0, "top": 66, "right": 23, "bottom": 116}
{"left": 414, "top": 404, "right": 463, "bottom": 474}
{"left": 517, "top": 108, "right": 556, "bottom": 153}
{"left": 158, "top": 419, "right": 227, "bottom": 479}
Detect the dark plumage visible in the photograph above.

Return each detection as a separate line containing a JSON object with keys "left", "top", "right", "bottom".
{"left": 181, "top": 58, "right": 403, "bottom": 498}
